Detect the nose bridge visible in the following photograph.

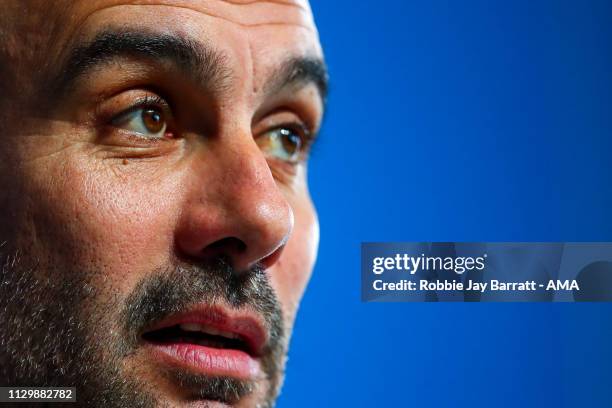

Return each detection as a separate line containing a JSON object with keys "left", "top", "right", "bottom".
{"left": 221, "top": 138, "right": 275, "bottom": 205}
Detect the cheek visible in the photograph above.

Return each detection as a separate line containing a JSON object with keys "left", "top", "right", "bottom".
{"left": 23, "top": 154, "right": 183, "bottom": 289}
{"left": 269, "top": 197, "right": 319, "bottom": 323}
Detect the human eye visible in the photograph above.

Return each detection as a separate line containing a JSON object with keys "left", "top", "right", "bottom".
{"left": 256, "top": 123, "right": 311, "bottom": 164}
{"left": 110, "top": 95, "right": 174, "bottom": 140}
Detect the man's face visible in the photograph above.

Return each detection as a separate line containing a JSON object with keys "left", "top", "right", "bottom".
{"left": 0, "top": 1, "right": 325, "bottom": 406}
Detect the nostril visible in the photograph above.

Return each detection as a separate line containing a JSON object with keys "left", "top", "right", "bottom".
{"left": 208, "top": 237, "right": 246, "bottom": 252}
{"left": 201, "top": 237, "right": 247, "bottom": 261}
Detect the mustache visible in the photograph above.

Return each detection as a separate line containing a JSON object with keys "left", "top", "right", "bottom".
{"left": 118, "top": 257, "right": 286, "bottom": 404}
{"left": 120, "top": 256, "right": 284, "bottom": 356}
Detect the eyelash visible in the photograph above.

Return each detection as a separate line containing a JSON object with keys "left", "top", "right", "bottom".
{"left": 112, "top": 95, "right": 171, "bottom": 123}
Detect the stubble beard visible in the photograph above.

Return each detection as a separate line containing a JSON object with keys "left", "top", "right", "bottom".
{"left": 0, "top": 243, "right": 288, "bottom": 407}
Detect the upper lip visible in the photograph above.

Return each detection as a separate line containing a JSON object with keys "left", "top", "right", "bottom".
{"left": 141, "top": 304, "right": 267, "bottom": 357}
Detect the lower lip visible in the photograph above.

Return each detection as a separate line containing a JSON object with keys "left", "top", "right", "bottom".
{"left": 146, "top": 343, "right": 260, "bottom": 380}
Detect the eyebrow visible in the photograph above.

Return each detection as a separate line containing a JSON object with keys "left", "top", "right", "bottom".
{"left": 49, "top": 29, "right": 230, "bottom": 97}
{"left": 265, "top": 56, "right": 329, "bottom": 105}
{"left": 49, "top": 28, "right": 328, "bottom": 104}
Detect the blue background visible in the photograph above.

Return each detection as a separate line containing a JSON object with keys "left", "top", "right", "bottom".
{"left": 278, "top": 1, "right": 612, "bottom": 407}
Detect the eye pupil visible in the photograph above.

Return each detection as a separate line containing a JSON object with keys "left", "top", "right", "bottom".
{"left": 279, "top": 128, "right": 301, "bottom": 157}
{"left": 142, "top": 108, "right": 164, "bottom": 133}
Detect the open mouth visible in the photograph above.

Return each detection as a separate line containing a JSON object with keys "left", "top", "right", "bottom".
{"left": 140, "top": 307, "right": 266, "bottom": 380}
{"left": 143, "top": 323, "right": 252, "bottom": 354}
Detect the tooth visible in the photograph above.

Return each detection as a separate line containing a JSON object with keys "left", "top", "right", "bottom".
{"left": 218, "top": 330, "right": 238, "bottom": 340}
{"left": 179, "top": 323, "right": 240, "bottom": 340}
{"left": 180, "top": 323, "right": 203, "bottom": 332}
{"left": 203, "top": 326, "right": 238, "bottom": 339}
{"left": 202, "top": 326, "right": 215, "bottom": 335}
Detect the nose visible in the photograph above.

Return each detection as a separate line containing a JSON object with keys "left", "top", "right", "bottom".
{"left": 175, "top": 134, "right": 294, "bottom": 273}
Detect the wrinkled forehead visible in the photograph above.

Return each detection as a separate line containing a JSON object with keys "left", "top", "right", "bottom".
{"left": 68, "top": 0, "right": 319, "bottom": 34}
{"left": 6, "top": 0, "right": 322, "bottom": 92}
{"left": 14, "top": 0, "right": 316, "bottom": 26}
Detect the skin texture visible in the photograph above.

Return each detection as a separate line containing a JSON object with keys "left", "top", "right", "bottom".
{"left": 0, "top": 1, "right": 325, "bottom": 406}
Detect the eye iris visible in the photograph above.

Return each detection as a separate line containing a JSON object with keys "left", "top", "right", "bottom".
{"left": 142, "top": 108, "right": 164, "bottom": 133}
{"left": 279, "top": 128, "right": 301, "bottom": 157}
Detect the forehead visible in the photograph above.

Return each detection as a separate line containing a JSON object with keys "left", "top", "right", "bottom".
{"left": 45, "top": 0, "right": 322, "bottom": 82}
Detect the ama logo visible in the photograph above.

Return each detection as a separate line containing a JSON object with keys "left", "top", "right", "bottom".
{"left": 546, "top": 280, "right": 579, "bottom": 290}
